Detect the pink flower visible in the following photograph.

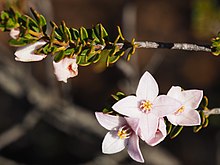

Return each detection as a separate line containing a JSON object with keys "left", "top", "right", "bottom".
{"left": 95, "top": 112, "right": 144, "bottom": 163}
{"left": 147, "top": 118, "right": 167, "bottom": 146}
{"left": 14, "top": 40, "right": 47, "bottom": 62}
{"left": 166, "top": 86, "right": 203, "bottom": 126}
{"left": 53, "top": 57, "right": 78, "bottom": 83}
{"left": 10, "top": 28, "right": 20, "bottom": 39}
{"left": 112, "top": 71, "right": 181, "bottom": 143}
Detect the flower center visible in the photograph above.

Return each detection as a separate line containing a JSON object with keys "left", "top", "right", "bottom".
{"left": 174, "top": 106, "right": 185, "bottom": 115}
{"left": 68, "top": 64, "right": 73, "bottom": 72}
{"left": 140, "top": 100, "right": 153, "bottom": 113}
{"left": 117, "top": 125, "right": 132, "bottom": 139}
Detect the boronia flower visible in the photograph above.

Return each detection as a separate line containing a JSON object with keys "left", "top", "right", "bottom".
{"left": 112, "top": 71, "right": 181, "bottom": 143}
{"left": 53, "top": 57, "right": 78, "bottom": 83}
{"left": 14, "top": 40, "right": 47, "bottom": 62}
{"left": 166, "top": 86, "right": 203, "bottom": 126}
{"left": 147, "top": 117, "right": 167, "bottom": 146}
{"left": 10, "top": 28, "right": 20, "bottom": 39}
{"left": 95, "top": 112, "right": 144, "bottom": 163}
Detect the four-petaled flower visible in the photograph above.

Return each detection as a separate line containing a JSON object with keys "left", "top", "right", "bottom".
{"left": 166, "top": 86, "right": 203, "bottom": 126}
{"left": 95, "top": 112, "right": 144, "bottom": 163}
{"left": 14, "top": 40, "right": 47, "bottom": 62}
{"left": 53, "top": 57, "right": 78, "bottom": 83}
{"left": 112, "top": 71, "right": 181, "bottom": 143}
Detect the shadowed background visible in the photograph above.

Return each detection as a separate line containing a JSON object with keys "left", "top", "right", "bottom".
{"left": 0, "top": 0, "right": 219, "bottom": 165}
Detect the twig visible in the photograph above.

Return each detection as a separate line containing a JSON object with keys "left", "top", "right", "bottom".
{"left": 204, "top": 108, "right": 220, "bottom": 116}
{"left": 135, "top": 41, "right": 212, "bottom": 52}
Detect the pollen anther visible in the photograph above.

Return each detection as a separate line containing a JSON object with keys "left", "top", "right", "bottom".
{"left": 175, "top": 106, "right": 185, "bottom": 115}
{"left": 117, "top": 125, "right": 132, "bottom": 139}
{"left": 140, "top": 100, "right": 153, "bottom": 113}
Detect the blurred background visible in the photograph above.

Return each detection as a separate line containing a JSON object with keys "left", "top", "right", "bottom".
{"left": 0, "top": 0, "right": 220, "bottom": 164}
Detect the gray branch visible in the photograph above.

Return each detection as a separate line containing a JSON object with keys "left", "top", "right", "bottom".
{"left": 203, "top": 108, "right": 220, "bottom": 116}
{"left": 135, "top": 41, "right": 212, "bottom": 52}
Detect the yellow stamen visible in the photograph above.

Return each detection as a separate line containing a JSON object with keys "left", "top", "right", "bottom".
{"left": 140, "top": 100, "right": 153, "bottom": 113}
{"left": 117, "top": 126, "right": 132, "bottom": 139}
{"left": 175, "top": 106, "right": 185, "bottom": 115}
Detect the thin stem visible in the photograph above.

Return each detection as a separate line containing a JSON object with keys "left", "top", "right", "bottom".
{"left": 135, "top": 41, "right": 212, "bottom": 52}
{"left": 97, "top": 41, "right": 212, "bottom": 52}
{"left": 203, "top": 108, "right": 220, "bottom": 116}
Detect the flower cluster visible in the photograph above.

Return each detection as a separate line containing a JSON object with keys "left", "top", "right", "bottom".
{"left": 95, "top": 71, "right": 203, "bottom": 163}
{"left": 10, "top": 29, "right": 78, "bottom": 83}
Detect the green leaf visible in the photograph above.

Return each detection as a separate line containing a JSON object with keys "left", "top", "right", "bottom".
{"left": 77, "top": 55, "right": 91, "bottom": 66}
{"left": 166, "top": 121, "right": 173, "bottom": 135}
{"left": 80, "top": 27, "right": 88, "bottom": 41}
{"left": 54, "top": 50, "right": 65, "bottom": 62}
{"left": 69, "top": 28, "right": 79, "bottom": 40}
{"left": 1, "top": 11, "right": 9, "bottom": 20}
{"left": 108, "top": 51, "right": 123, "bottom": 64}
{"left": 9, "top": 38, "right": 29, "bottom": 46}
{"left": 6, "top": 18, "right": 16, "bottom": 28}
{"left": 39, "top": 15, "right": 47, "bottom": 33}
{"left": 193, "top": 125, "right": 203, "bottom": 133}
{"left": 117, "top": 26, "right": 125, "bottom": 40}
{"left": 87, "top": 53, "right": 101, "bottom": 63}
{"left": 30, "top": 8, "right": 40, "bottom": 22}
{"left": 170, "top": 126, "right": 183, "bottom": 139}
{"left": 111, "top": 92, "right": 126, "bottom": 101}
{"left": 64, "top": 48, "right": 75, "bottom": 56}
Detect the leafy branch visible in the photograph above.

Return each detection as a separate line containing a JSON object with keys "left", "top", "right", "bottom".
{"left": 0, "top": 8, "right": 219, "bottom": 69}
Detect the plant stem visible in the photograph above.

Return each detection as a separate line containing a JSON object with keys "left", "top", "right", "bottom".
{"left": 134, "top": 41, "right": 212, "bottom": 52}
{"left": 203, "top": 108, "right": 220, "bottom": 116}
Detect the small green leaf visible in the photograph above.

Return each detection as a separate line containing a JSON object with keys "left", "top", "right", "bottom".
{"left": 193, "top": 125, "right": 203, "bottom": 133}
{"left": 64, "top": 48, "right": 75, "bottom": 56}
{"left": 166, "top": 121, "right": 173, "bottom": 135}
{"left": 6, "top": 18, "right": 16, "bottom": 28}
{"left": 54, "top": 50, "right": 65, "bottom": 62}
{"left": 77, "top": 55, "right": 91, "bottom": 66}
{"left": 170, "top": 126, "right": 183, "bottom": 139}
{"left": 87, "top": 53, "right": 101, "bottom": 63}
{"left": 30, "top": 8, "right": 40, "bottom": 22}
{"left": 9, "top": 38, "right": 28, "bottom": 46}
{"left": 69, "top": 28, "right": 79, "bottom": 40}
{"left": 39, "top": 15, "right": 47, "bottom": 33}
{"left": 1, "top": 11, "right": 9, "bottom": 20}
{"left": 117, "top": 26, "right": 125, "bottom": 41}
{"left": 80, "top": 27, "right": 88, "bottom": 41}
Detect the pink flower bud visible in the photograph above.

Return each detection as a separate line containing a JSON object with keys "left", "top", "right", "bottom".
{"left": 53, "top": 57, "right": 78, "bottom": 83}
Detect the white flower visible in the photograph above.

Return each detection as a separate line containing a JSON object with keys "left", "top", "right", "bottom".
{"left": 53, "top": 57, "right": 78, "bottom": 83}
{"left": 10, "top": 28, "right": 20, "bottom": 39}
{"left": 14, "top": 40, "right": 47, "bottom": 62}
{"left": 112, "top": 71, "right": 181, "bottom": 144}
{"left": 95, "top": 112, "right": 144, "bottom": 163}
{"left": 166, "top": 86, "right": 203, "bottom": 126}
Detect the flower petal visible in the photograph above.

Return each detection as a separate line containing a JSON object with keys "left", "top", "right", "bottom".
{"left": 112, "top": 96, "right": 142, "bottom": 118}
{"left": 125, "top": 117, "right": 140, "bottom": 134}
{"left": 127, "top": 134, "right": 144, "bottom": 163}
{"left": 181, "top": 90, "right": 203, "bottom": 109}
{"left": 175, "top": 109, "right": 201, "bottom": 126}
{"left": 136, "top": 71, "right": 159, "bottom": 101}
{"left": 102, "top": 131, "right": 127, "bottom": 154}
{"left": 15, "top": 40, "right": 47, "bottom": 62}
{"left": 167, "top": 86, "right": 182, "bottom": 99}
{"left": 53, "top": 57, "right": 78, "bottom": 83}
{"left": 153, "top": 95, "right": 181, "bottom": 117}
{"left": 139, "top": 113, "right": 158, "bottom": 142}
{"left": 167, "top": 86, "right": 203, "bottom": 109}
{"left": 95, "top": 112, "right": 127, "bottom": 130}
{"left": 10, "top": 28, "right": 20, "bottom": 39}
{"left": 147, "top": 118, "right": 167, "bottom": 146}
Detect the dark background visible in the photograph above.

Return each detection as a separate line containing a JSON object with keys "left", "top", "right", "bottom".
{"left": 0, "top": 0, "right": 219, "bottom": 164}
